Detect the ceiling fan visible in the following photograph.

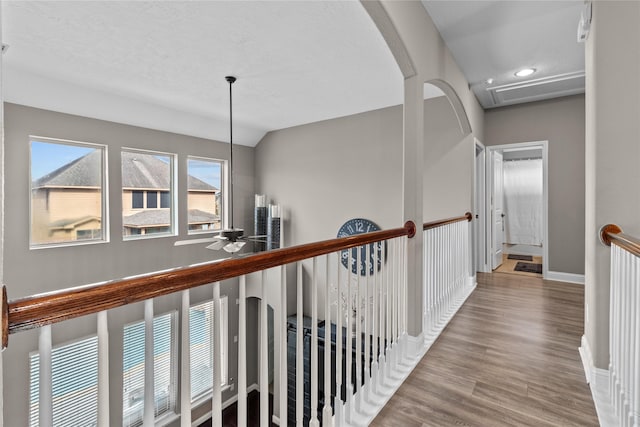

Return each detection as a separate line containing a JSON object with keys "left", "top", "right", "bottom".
{"left": 175, "top": 76, "right": 266, "bottom": 254}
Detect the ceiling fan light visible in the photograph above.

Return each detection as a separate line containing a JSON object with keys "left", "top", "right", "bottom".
{"left": 206, "top": 240, "right": 226, "bottom": 251}
{"left": 515, "top": 68, "right": 536, "bottom": 77}
{"left": 223, "top": 241, "right": 246, "bottom": 253}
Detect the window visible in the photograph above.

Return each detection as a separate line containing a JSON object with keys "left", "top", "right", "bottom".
{"left": 123, "top": 312, "right": 177, "bottom": 427}
{"left": 30, "top": 138, "right": 106, "bottom": 247}
{"left": 132, "top": 191, "right": 144, "bottom": 209}
{"left": 76, "top": 229, "right": 101, "bottom": 240}
{"left": 189, "top": 297, "right": 228, "bottom": 401}
{"left": 187, "top": 157, "right": 223, "bottom": 234}
{"left": 122, "top": 149, "right": 175, "bottom": 238}
{"left": 29, "top": 336, "right": 99, "bottom": 426}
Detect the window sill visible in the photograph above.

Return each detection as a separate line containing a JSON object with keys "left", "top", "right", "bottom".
{"left": 191, "top": 383, "right": 231, "bottom": 409}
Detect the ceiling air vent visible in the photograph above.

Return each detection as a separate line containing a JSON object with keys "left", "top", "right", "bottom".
{"left": 487, "top": 71, "right": 585, "bottom": 107}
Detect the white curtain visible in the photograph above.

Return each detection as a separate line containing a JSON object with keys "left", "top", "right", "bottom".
{"left": 503, "top": 158, "right": 543, "bottom": 245}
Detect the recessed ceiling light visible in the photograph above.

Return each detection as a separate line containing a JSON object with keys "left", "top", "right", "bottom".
{"left": 515, "top": 68, "right": 536, "bottom": 77}
{"left": 485, "top": 78, "right": 494, "bottom": 85}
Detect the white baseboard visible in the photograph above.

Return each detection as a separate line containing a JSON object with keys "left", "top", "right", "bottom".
{"left": 579, "top": 336, "right": 617, "bottom": 427}
{"left": 546, "top": 270, "right": 585, "bottom": 284}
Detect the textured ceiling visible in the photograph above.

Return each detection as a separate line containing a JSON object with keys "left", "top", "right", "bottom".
{"left": 422, "top": 1, "right": 585, "bottom": 108}
{"left": 2, "top": 1, "right": 410, "bottom": 146}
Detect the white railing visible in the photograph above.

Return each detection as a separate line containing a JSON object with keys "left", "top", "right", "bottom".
{"left": 423, "top": 214, "right": 474, "bottom": 347}
{"left": 604, "top": 225, "right": 640, "bottom": 427}
{"left": 2, "top": 222, "right": 419, "bottom": 426}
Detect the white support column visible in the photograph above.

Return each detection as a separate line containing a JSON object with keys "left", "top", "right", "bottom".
{"left": 238, "top": 276, "right": 247, "bottom": 427}
{"left": 323, "top": 256, "right": 333, "bottom": 426}
{"left": 309, "top": 258, "right": 319, "bottom": 427}
{"left": 296, "top": 264, "right": 304, "bottom": 426}
{"left": 39, "top": 325, "right": 53, "bottom": 427}
{"left": 259, "top": 273, "right": 268, "bottom": 427}
{"left": 403, "top": 75, "right": 425, "bottom": 341}
{"left": 180, "top": 291, "right": 191, "bottom": 427}
{"left": 212, "top": 282, "right": 222, "bottom": 427}
{"left": 279, "top": 265, "right": 288, "bottom": 427}
{"left": 97, "top": 311, "right": 110, "bottom": 427}
{"left": 143, "top": 299, "right": 154, "bottom": 427}
{"left": 0, "top": 3, "right": 5, "bottom": 424}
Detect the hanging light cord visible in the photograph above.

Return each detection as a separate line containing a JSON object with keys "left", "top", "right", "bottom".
{"left": 226, "top": 76, "right": 236, "bottom": 230}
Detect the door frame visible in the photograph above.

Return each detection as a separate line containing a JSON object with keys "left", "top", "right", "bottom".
{"left": 485, "top": 140, "right": 549, "bottom": 279}
{"left": 473, "top": 139, "right": 489, "bottom": 273}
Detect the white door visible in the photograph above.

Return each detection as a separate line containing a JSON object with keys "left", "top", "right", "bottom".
{"left": 491, "top": 151, "right": 504, "bottom": 269}
{"left": 474, "top": 142, "right": 486, "bottom": 272}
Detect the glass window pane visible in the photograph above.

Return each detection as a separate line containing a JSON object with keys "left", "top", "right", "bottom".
{"left": 123, "top": 313, "right": 176, "bottom": 427}
{"left": 187, "top": 157, "right": 222, "bottom": 234}
{"left": 160, "top": 191, "right": 170, "bottom": 209}
{"left": 30, "top": 336, "right": 99, "bottom": 427}
{"left": 132, "top": 191, "right": 144, "bottom": 209}
{"left": 146, "top": 191, "right": 158, "bottom": 209}
{"left": 30, "top": 139, "right": 106, "bottom": 247}
{"left": 122, "top": 150, "right": 174, "bottom": 238}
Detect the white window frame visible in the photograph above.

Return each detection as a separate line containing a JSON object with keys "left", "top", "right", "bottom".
{"left": 121, "top": 148, "right": 177, "bottom": 240}
{"left": 187, "top": 156, "right": 226, "bottom": 235}
{"left": 190, "top": 295, "right": 229, "bottom": 404}
{"left": 29, "top": 136, "right": 108, "bottom": 249}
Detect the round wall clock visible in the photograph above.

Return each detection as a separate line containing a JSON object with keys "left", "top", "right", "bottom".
{"left": 337, "top": 218, "right": 386, "bottom": 276}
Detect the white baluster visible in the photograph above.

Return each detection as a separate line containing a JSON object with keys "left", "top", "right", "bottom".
{"left": 371, "top": 242, "right": 379, "bottom": 395}
{"left": 212, "top": 282, "right": 222, "bottom": 427}
{"left": 310, "top": 258, "right": 320, "bottom": 427}
{"left": 238, "top": 276, "right": 247, "bottom": 427}
{"left": 180, "top": 291, "right": 191, "bottom": 427}
{"left": 345, "top": 250, "right": 353, "bottom": 423}
{"left": 143, "top": 299, "right": 154, "bottom": 427}
{"left": 633, "top": 253, "right": 640, "bottom": 426}
{"left": 97, "top": 311, "right": 110, "bottom": 427}
{"left": 364, "top": 243, "right": 371, "bottom": 402}
{"left": 296, "top": 263, "right": 304, "bottom": 427}
{"left": 355, "top": 246, "right": 363, "bottom": 413}
{"left": 39, "top": 324, "right": 53, "bottom": 427}
{"left": 323, "top": 255, "right": 333, "bottom": 426}
{"left": 335, "top": 252, "right": 344, "bottom": 425}
{"left": 280, "top": 265, "right": 288, "bottom": 427}
{"left": 260, "top": 272, "right": 268, "bottom": 427}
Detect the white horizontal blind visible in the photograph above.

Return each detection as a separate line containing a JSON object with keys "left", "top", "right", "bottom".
{"left": 123, "top": 312, "right": 177, "bottom": 427}
{"left": 29, "top": 336, "right": 99, "bottom": 427}
{"left": 189, "top": 297, "right": 227, "bottom": 401}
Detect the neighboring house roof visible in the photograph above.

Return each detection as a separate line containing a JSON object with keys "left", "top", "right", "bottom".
{"left": 34, "top": 150, "right": 102, "bottom": 188}
{"left": 49, "top": 216, "right": 101, "bottom": 230}
{"left": 124, "top": 209, "right": 219, "bottom": 228}
{"left": 33, "top": 150, "right": 218, "bottom": 191}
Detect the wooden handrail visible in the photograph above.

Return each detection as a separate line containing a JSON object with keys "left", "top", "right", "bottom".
{"left": 423, "top": 212, "right": 472, "bottom": 231}
{"left": 600, "top": 223, "right": 640, "bottom": 258}
{"left": 3, "top": 221, "right": 416, "bottom": 344}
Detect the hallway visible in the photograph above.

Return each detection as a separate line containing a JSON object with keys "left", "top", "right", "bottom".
{"left": 372, "top": 272, "right": 598, "bottom": 426}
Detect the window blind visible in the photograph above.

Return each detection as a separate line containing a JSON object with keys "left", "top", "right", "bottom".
{"left": 189, "top": 297, "right": 227, "bottom": 401}
{"left": 123, "top": 312, "right": 177, "bottom": 427}
{"left": 29, "top": 336, "right": 99, "bottom": 427}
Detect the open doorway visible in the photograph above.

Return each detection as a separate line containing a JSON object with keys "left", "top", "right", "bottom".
{"left": 485, "top": 141, "right": 548, "bottom": 279}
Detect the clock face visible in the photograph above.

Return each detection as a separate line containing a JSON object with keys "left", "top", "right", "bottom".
{"left": 337, "top": 218, "right": 386, "bottom": 276}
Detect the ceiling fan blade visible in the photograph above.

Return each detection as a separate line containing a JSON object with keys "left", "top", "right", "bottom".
{"left": 174, "top": 236, "right": 219, "bottom": 246}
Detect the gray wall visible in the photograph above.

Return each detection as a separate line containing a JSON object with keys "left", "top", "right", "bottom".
{"left": 484, "top": 94, "right": 585, "bottom": 275}
{"left": 256, "top": 96, "right": 472, "bottom": 248}
{"left": 3, "top": 103, "right": 256, "bottom": 425}
{"left": 423, "top": 95, "right": 474, "bottom": 222}
{"left": 585, "top": 1, "right": 640, "bottom": 369}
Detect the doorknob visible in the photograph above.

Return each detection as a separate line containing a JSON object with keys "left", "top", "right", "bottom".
{"left": 501, "top": 213, "right": 505, "bottom": 218}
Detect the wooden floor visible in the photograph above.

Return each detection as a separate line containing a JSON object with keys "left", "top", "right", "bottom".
{"left": 372, "top": 272, "right": 599, "bottom": 427}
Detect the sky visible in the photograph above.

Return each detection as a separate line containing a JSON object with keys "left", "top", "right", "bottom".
{"left": 31, "top": 140, "right": 221, "bottom": 188}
